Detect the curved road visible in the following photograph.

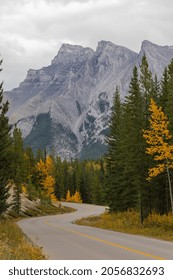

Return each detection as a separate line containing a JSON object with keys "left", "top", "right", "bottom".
{"left": 17, "top": 202, "right": 173, "bottom": 260}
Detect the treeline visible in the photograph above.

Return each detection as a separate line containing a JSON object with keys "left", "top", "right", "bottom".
{"left": 105, "top": 55, "right": 173, "bottom": 222}
{"left": 11, "top": 144, "right": 106, "bottom": 207}
{"left": 0, "top": 56, "right": 106, "bottom": 216}
{"left": 1, "top": 55, "right": 173, "bottom": 220}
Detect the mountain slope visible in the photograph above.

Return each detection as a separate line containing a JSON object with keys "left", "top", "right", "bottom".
{"left": 5, "top": 40, "right": 173, "bottom": 159}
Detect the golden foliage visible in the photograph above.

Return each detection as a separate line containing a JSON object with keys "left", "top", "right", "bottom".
{"left": 66, "top": 190, "right": 71, "bottom": 202}
{"left": 66, "top": 190, "right": 82, "bottom": 203}
{"left": 37, "top": 159, "right": 47, "bottom": 175}
{"left": 36, "top": 156, "right": 57, "bottom": 201}
{"left": 143, "top": 98, "right": 173, "bottom": 180}
{"left": 72, "top": 190, "right": 82, "bottom": 203}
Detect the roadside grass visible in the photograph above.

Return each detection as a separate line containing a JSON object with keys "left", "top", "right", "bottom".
{"left": 7, "top": 202, "right": 76, "bottom": 218}
{"left": 0, "top": 203, "right": 75, "bottom": 260}
{"left": 0, "top": 219, "right": 46, "bottom": 260}
{"left": 22, "top": 203, "right": 76, "bottom": 217}
{"left": 76, "top": 210, "right": 173, "bottom": 242}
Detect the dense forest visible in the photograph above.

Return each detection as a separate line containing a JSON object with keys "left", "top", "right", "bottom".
{"left": 0, "top": 55, "right": 173, "bottom": 221}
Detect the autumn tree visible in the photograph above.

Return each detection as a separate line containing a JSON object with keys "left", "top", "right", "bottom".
{"left": 66, "top": 189, "right": 82, "bottom": 203}
{"left": 143, "top": 98, "right": 173, "bottom": 212}
{"left": 36, "top": 156, "right": 56, "bottom": 202}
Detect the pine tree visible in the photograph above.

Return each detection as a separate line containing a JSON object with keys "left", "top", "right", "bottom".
{"left": 24, "top": 147, "right": 36, "bottom": 200}
{"left": 139, "top": 54, "right": 155, "bottom": 124}
{"left": 105, "top": 59, "right": 159, "bottom": 220}
{"left": 79, "top": 161, "right": 92, "bottom": 203}
{"left": 165, "top": 59, "right": 173, "bottom": 135}
{"left": 160, "top": 67, "right": 169, "bottom": 110}
{"left": 0, "top": 58, "right": 12, "bottom": 216}
{"left": 54, "top": 156, "right": 65, "bottom": 200}
{"left": 121, "top": 65, "right": 155, "bottom": 221}
{"left": 11, "top": 127, "right": 25, "bottom": 216}
{"left": 105, "top": 87, "right": 125, "bottom": 211}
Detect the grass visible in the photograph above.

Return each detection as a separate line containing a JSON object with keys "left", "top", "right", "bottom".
{"left": 22, "top": 202, "right": 75, "bottom": 217}
{"left": 76, "top": 210, "right": 173, "bottom": 242}
{"left": 0, "top": 202, "right": 75, "bottom": 259}
{"left": 0, "top": 219, "right": 45, "bottom": 260}
{"left": 7, "top": 201, "right": 76, "bottom": 218}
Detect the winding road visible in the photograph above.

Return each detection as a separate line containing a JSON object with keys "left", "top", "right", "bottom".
{"left": 17, "top": 202, "right": 173, "bottom": 260}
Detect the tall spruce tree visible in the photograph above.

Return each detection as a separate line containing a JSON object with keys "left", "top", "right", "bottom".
{"left": 105, "top": 87, "right": 125, "bottom": 211}
{"left": 153, "top": 60, "right": 173, "bottom": 213}
{"left": 11, "top": 127, "right": 25, "bottom": 215}
{"left": 165, "top": 59, "right": 173, "bottom": 135}
{"left": 139, "top": 54, "right": 156, "bottom": 124}
{"left": 105, "top": 56, "right": 161, "bottom": 219}
{"left": 0, "top": 58, "right": 12, "bottom": 216}
{"left": 123, "top": 66, "right": 149, "bottom": 220}
{"left": 160, "top": 67, "right": 169, "bottom": 110}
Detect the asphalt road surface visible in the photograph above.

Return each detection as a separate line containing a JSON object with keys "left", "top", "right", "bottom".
{"left": 17, "top": 202, "right": 173, "bottom": 259}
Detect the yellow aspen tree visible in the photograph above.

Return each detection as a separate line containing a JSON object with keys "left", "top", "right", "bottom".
{"left": 143, "top": 98, "right": 173, "bottom": 212}
{"left": 37, "top": 159, "right": 48, "bottom": 176}
{"left": 46, "top": 156, "right": 54, "bottom": 174}
{"left": 66, "top": 190, "right": 71, "bottom": 202}
{"left": 43, "top": 175, "right": 56, "bottom": 200}
{"left": 72, "top": 190, "right": 82, "bottom": 203}
{"left": 36, "top": 156, "right": 56, "bottom": 201}
{"left": 66, "top": 190, "right": 82, "bottom": 203}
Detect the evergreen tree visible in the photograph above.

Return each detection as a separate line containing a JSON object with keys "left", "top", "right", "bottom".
{"left": 160, "top": 67, "right": 169, "bottom": 110}
{"left": 0, "top": 58, "right": 12, "bottom": 216}
{"left": 157, "top": 60, "right": 173, "bottom": 213}
{"left": 24, "top": 147, "right": 36, "bottom": 200}
{"left": 54, "top": 156, "right": 64, "bottom": 200}
{"left": 105, "top": 87, "right": 124, "bottom": 211}
{"left": 80, "top": 161, "right": 92, "bottom": 203}
{"left": 165, "top": 59, "right": 173, "bottom": 134}
{"left": 11, "top": 127, "right": 25, "bottom": 215}
{"left": 139, "top": 54, "right": 155, "bottom": 124}
{"left": 105, "top": 58, "right": 160, "bottom": 220}
{"left": 123, "top": 66, "right": 148, "bottom": 219}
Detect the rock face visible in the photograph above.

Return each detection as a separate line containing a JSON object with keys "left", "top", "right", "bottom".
{"left": 5, "top": 40, "right": 173, "bottom": 159}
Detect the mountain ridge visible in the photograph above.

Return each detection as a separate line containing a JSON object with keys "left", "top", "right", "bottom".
{"left": 5, "top": 40, "right": 173, "bottom": 159}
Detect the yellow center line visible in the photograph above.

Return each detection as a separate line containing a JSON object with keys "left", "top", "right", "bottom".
{"left": 44, "top": 219, "right": 166, "bottom": 260}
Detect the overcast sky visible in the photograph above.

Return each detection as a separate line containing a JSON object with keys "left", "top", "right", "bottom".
{"left": 0, "top": 0, "right": 173, "bottom": 90}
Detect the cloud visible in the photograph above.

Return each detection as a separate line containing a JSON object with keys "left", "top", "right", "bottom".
{"left": 0, "top": 0, "right": 173, "bottom": 90}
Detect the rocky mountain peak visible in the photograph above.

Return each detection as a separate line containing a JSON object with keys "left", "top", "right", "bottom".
{"left": 139, "top": 40, "right": 173, "bottom": 77}
{"left": 51, "top": 43, "right": 94, "bottom": 65}
{"left": 141, "top": 40, "right": 156, "bottom": 49}
{"left": 96, "top": 40, "right": 136, "bottom": 56}
{"left": 5, "top": 40, "right": 173, "bottom": 160}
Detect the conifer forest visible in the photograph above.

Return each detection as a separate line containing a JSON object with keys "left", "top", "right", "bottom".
{"left": 1, "top": 55, "right": 173, "bottom": 221}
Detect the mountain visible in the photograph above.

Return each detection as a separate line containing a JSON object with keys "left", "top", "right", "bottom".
{"left": 5, "top": 40, "right": 173, "bottom": 159}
